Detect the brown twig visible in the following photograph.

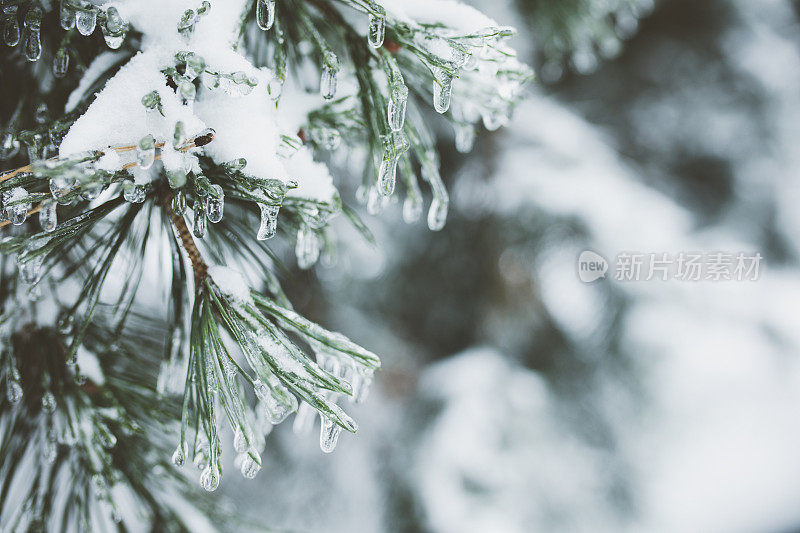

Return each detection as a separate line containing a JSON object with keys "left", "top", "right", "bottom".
{"left": 160, "top": 189, "right": 208, "bottom": 285}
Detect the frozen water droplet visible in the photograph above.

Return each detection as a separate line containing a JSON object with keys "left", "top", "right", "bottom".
{"left": 6, "top": 379, "right": 22, "bottom": 404}
{"left": 295, "top": 225, "right": 320, "bottom": 269}
{"left": 200, "top": 465, "right": 220, "bottom": 491}
{"left": 6, "top": 187, "right": 30, "bottom": 225}
{"left": 320, "top": 51, "right": 339, "bottom": 100}
{"left": 256, "top": 0, "right": 275, "bottom": 31}
{"left": 41, "top": 391, "right": 56, "bottom": 412}
{"left": 40, "top": 201, "right": 57, "bottom": 232}
{"left": 23, "top": 29, "right": 41, "bottom": 62}
{"left": 193, "top": 204, "right": 207, "bottom": 238}
{"left": 293, "top": 402, "right": 316, "bottom": 435}
{"left": 205, "top": 184, "right": 224, "bottom": 223}
{"left": 179, "top": 79, "right": 196, "bottom": 103}
{"left": 367, "top": 11, "right": 385, "bottom": 48}
{"left": 101, "top": 7, "right": 126, "bottom": 49}
{"left": 50, "top": 175, "right": 76, "bottom": 204}
{"left": 454, "top": 123, "right": 475, "bottom": 153}
{"left": 427, "top": 194, "right": 448, "bottom": 231}
{"left": 0, "top": 130, "right": 20, "bottom": 160}
{"left": 122, "top": 181, "right": 146, "bottom": 204}
{"left": 319, "top": 416, "right": 341, "bottom": 453}
{"left": 387, "top": 84, "right": 408, "bottom": 132}
{"left": 53, "top": 47, "right": 70, "bottom": 77}
{"left": 172, "top": 442, "right": 187, "bottom": 466}
{"left": 233, "top": 428, "right": 248, "bottom": 453}
{"left": 2, "top": 8, "right": 20, "bottom": 47}
{"left": 75, "top": 8, "right": 97, "bottom": 36}
{"left": 240, "top": 453, "right": 261, "bottom": 479}
{"left": 432, "top": 67, "right": 453, "bottom": 113}
{"left": 403, "top": 195, "right": 423, "bottom": 223}
{"left": 59, "top": 1, "right": 74, "bottom": 30}
{"left": 137, "top": 135, "right": 155, "bottom": 169}
{"left": 268, "top": 76, "right": 283, "bottom": 100}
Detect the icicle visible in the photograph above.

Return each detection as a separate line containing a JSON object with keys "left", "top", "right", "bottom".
{"left": 172, "top": 442, "right": 188, "bottom": 466}
{"left": 233, "top": 428, "right": 248, "bottom": 453}
{"left": 256, "top": 0, "right": 276, "bottom": 31}
{"left": 455, "top": 123, "right": 475, "bottom": 153}
{"left": 200, "top": 464, "right": 220, "bottom": 492}
{"left": 388, "top": 83, "right": 408, "bottom": 132}
{"left": 59, "top": 0, "right": 74, "bottom": 30}
{"left": 240, "top": 453, "right": 261, "bottom": 479}
{"left": 75, "top": 8, "right": 97, "bottom": 36}
{"left": 41, "top": 391, "right": 56, "bottom": 412}
{"left": 7, "top": 187, "right": 30, "bottom": 225}
{"left": 122, "top": 181, "right": 146, "bottom": 203}
{"left": 428, "top": 193, "right": 448, "bottom": 231}
{"left": 53, "top": 47, "right": 70, "bottom": 77}
{"left": 319, "top": 415, "right": 341, "bottom": 453}
{"left": 101, "top": 7, "right": 126, "bottom": 49}
{"left": 43, "top": 437, "right": 57, "bottom": 464}
{"left": 293, "top": 402, "right": 316, "bottom": 435}
{"left": 320, "top": 51, "right": 339, "bottom": 100}
{"left": 50, "top": 175, "right": 76, "bottom": 204}
{"left": 295, "top": 225, "right": 320, "bottom": 269}
{"left": 378, "top": 157, "right": 398, "bottom": 197}
{"left": 205, "top": 184, "right": 224, "bottom": 223}
{"left": 18, "top": 248, "right": 43, "bottom": 284}
{"left": 378, "top": 131, "right": 409, "bottom": 196}
{"left": 403, "top": 195, "right": 422, "bottom": 223}
{"left": 366, "top": 185, "right": 386, "bottom": 215}
{"left": 257, "top": 204, "right": 279, "bottom": 240}
{"left": 39, "top": 201, "right": 57, "bottom": 232}
{"left": 6, "top": 378, "right": 22, "bottom": 404}
{"left": 432, "top": 66, "right": 453, "bottom": 113}
{"left": 193, "top": 204, "right": 207, "bottom": 238}
{"left": 136, "top": 135, "right": 155, "bottom": 169}
{"left": 172, "top": 190, "right": 187, "bottom": 215}
{"left": 482, "top": 110, "right": 508, "bottom": 131}
{"left": 96, "top": 421, "right": 117, "bottom": 448}
{"left": 352, "top": 367, "right": 374, "bottom": 403}
{"left": 2, "top": 6, "right": 20, "bottom": 47}
{"left": 25, "top": 132, "right": 43, "bottom": 162}
{"left": 23, "top": 7, "right": 42, "bottom": 62}
{"left": 0, "top": 130, "right": 20, "bottom": 160}
{"left": 367, "top": 9, "right": 386, "bottom": 49}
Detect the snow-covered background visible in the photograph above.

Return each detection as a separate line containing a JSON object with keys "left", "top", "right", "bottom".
{"left": 219, "top": 0, "right": 800, "bottom": 531}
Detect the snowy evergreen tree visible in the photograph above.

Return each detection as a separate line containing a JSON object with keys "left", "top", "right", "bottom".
{"left": 0, "top": 0, "right": 532, "bottom": 529}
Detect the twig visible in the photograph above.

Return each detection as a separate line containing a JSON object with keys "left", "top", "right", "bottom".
{"left": 161, "top": 189, "right": 208, "bottom": 285}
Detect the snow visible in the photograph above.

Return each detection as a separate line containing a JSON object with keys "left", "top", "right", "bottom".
{"left": 59, "top": 0, "right": 337, "bottom": 203}
{"left": 208, "top": 265, "right": 252, "bottom": 305}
